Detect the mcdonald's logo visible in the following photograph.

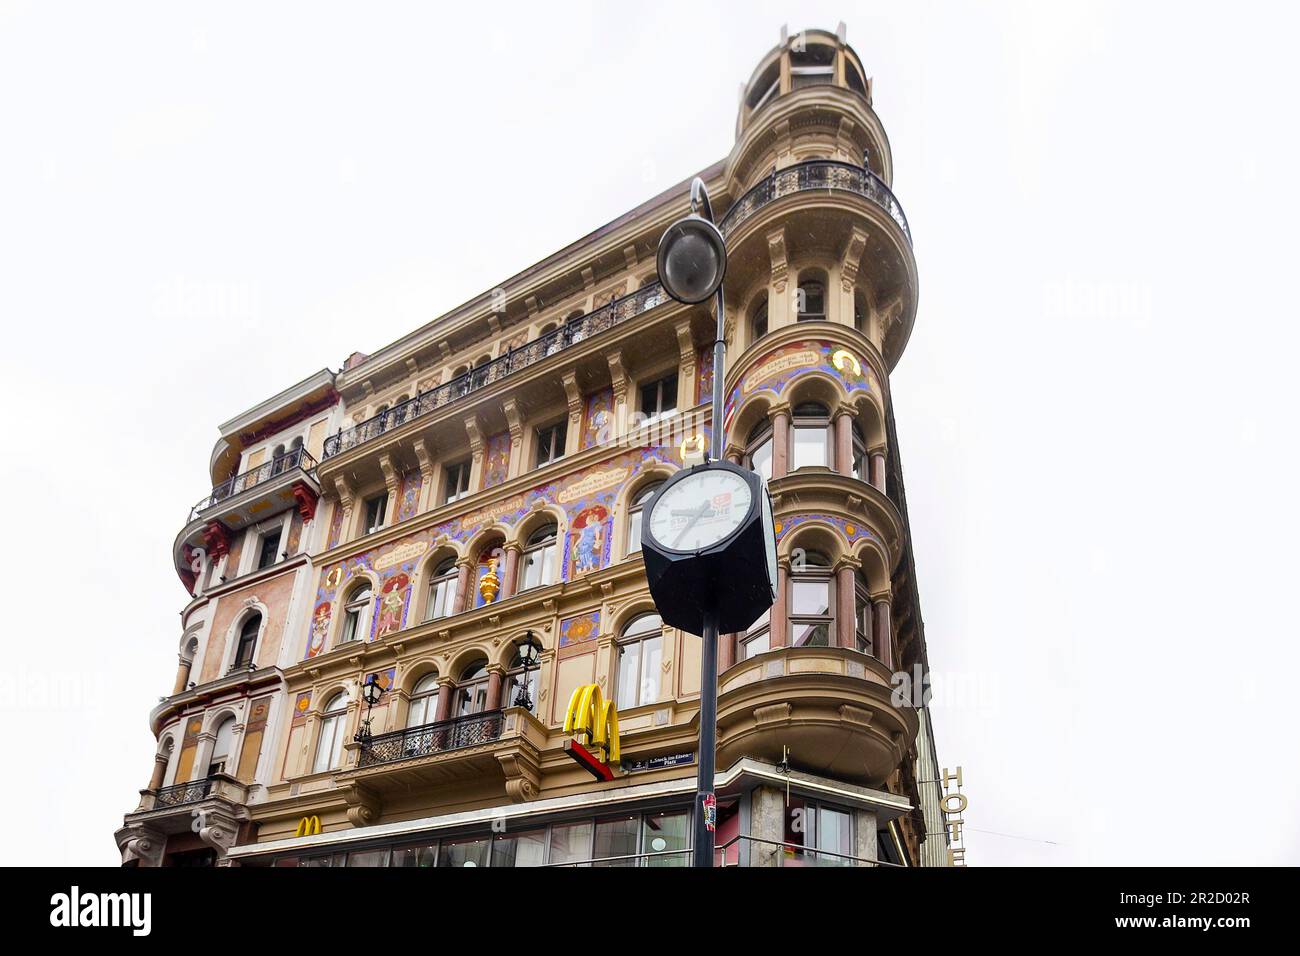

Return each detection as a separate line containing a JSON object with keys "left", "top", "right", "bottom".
{"left": 563, "top": 683, "right": 620, "bottom": 764}
{"left": 294, "top": 815, "right": 321, "bottom": 837}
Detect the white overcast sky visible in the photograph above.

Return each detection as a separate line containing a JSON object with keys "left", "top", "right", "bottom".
{"left": 2, "top": 1, "right": 1297, "bottom": 866}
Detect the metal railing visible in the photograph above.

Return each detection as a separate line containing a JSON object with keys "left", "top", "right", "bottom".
{"left": 323, "top": 283, "right": 671, "bottom": 459}
{"left": 191, "top": 446, "right": 318, "bottom": 519}
{"left": 540, "top": 833, "right": 900, "bottom": 867}
{"left": 717, "top": 159, "right": 911, "bottom": 243}
{"left": 322, "top": 159, "right": 910, "bottom": 461}
{"left": 152, "top": 778, "right": 213, "bottom": 809}
{"left": 356, "top": 710, "right": 504, "bottom": 768}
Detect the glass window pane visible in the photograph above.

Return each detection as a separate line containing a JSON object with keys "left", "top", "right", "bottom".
{"left": 616, "top": 641, "right": 641, "bottom": 711}
{"left": 750, "top": 438, "right": 772, "bottom": 482}
{"left": 639, "top": 636, "right": 663, "bottom": 706}
{"left": 792, "top": 426, "right": 828, "bottom": 469}
{"left": 392, "top": 843, "right": 437, "bottom": 868}
{"left": 593, "top": 816, "right": 639, "bottom": 867}
{"left": 792, "top": 621, "right": 831, "bottom": 647}
{"left": 492, "top": 829, "right": 546, "bottom": 868}
{"left": 548, "top": 821, "right": 593, "bottom": 867}
{"left": 817, "top": 808, "right": 853, "bottom": 866}
{"left": 641, "top": 811, "right": 690, "bottom": 867}
{"left": 346, "top": 849, "right": 389, "bottom": 867}
{"left": 743, "top": 630, "right": 770, "bottom": 659}
{"left": 791, "top": 580, "right": 830, "bottom": 616}
{"left": 628, "top": 510, "right": 643, "bottom": 552}
{"left": 437, "top": 837, "right": 489, "bottom": 868}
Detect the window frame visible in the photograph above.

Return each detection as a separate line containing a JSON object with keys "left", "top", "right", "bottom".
{"left": 790, "top": 403, "right": 831, "bottom": 471}
{"left": 232, "top": 614, "right": 260, "bottom": 670}
{"left": 443, "top": 460, "right": 471, "bottom": 504}
{"left": 534, "top": 422, "right": 566, "bottom": 468}
{"left": 789, "top": 552, "right": 835, "bottom": 647}
{"left": 362, "top": 493, "right": 387, "bottom": 535}
{"left": 424, "top": 558, "right": 458, "bottom": 622}
{"left": 626, "top": 482, "right": 663, "bottom": 557}
{"left": 615, "top": 613, "right": 665, "bottom": 711}
{"left": 638, "top": 373, "right": 679, "bottom": 425}
{"left": 520, "top": 524, "right": 558, "bottom": 591}
{"left": 312, "top": 693, "right": 348, "bottom": 774}
{"left": 339, "top": 583, "right": 373, "bottom": 646}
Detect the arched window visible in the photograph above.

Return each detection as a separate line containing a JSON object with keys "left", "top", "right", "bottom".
{"left": 233, "top": 614, "right": 260, "bottom": 670}
{"left": 340, "top": 583, "right": 373, "bottom": 645}
{"left": 626, "top": 482, "right": 663, "bottom": 555}
{"left": 616, "top": 614, "right": 664, "bottom": 710}
{"left": 312, "top": 693, "right": 349, "bottom": 773}
{"left": 790, "top": 551, "right": 834, "bottom": 647}
{"left": 425, "top": 558, "right": 458, "bottom": 622}
{"left": 271, "top": 443, "right": 287, "bottom": 474}
{"left": 791, "top": 403, "right": 831, "bottom": 470}
{"left": 521, "top": 524, "right": 558, "bottom": 591}
{"left": 749, "top": 297, "right": 769, "bottom": 343}
{"left": 796, "top": 271, "right": 827, "bottom": 321}
{"left": 208, "top": 716, "right": 236, "bottom": 777}
{"left": 504, "top": 642, "right": 540, "bottom": 715}
{"left": 744, "top": 420, "right": 773, "bottom": 482}
{"left": 407, "top": 674, "right": 440, "bottom": 727}
{"left": 456, "top": 662, "right": 490, "bottom": 716}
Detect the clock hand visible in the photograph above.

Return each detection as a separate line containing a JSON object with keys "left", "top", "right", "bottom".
{"left": 672, "top": 501, "right": 712, "bottom": 548}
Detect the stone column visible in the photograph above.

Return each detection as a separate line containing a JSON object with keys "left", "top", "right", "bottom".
{"left": 501, "top": 544, "right": 521, "bottom": 601}
{"left": 869, "top": 446, "right": 887, "bottom": 492}
{"left": 771, "top": 405, "right": 791, "bottom": 479}
{"left": 147, "top": 752, "right": 169, "bottom": 791}
{"left": 171, "top": 656, "right": 193, "bottom": 695}
{"left": 433, "top": 679, "right": 455, "bottom": 723}
{"left": 872, "top": 595, "right": 893, "bottom": 669}
{"left": 835, "top": 561, "right": 858, "bottom": 649}
{"left": 452, "top": 559, "right": 473, "bottom": 614}
{"left": 853, "top": 808, "right": 880, "bottom": 867}
{"left": 485, "top": 667, "right": 505, "bottom": 711}
{"left": 750, "top": 786, "right": 787, "bottom": 867}
{"left": 719, "top": 631, "right": 736, "bottom": 672}
{"left": 833, "top": 407, "right": 854, "bottom": 477}
{"left": 769, "top": 559, "right": 790, "bottom": 648}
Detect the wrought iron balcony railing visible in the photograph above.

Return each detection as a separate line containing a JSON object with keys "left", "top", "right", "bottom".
{"left": 716, "top": 159, "right": 911, "bottom": 243}
{"left": 152, "top": 778, "right": 213, "bottom": 809}
{"left": 356, "top": 710, "right": 504, "bottom": 768}
{"left": 190, "top": 446, "right": 318, "bottom": 520}
{"left": 323, "top": 159, "right": 910, "bottom": 461}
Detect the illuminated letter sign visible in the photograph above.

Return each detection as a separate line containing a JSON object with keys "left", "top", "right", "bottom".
{"left": 294, "top": 815, "right": 322, "bottom": 837}
{"left": 562, "top": 683, "right": 621, "bottom": 765}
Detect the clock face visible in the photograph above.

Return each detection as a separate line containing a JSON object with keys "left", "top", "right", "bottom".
{"left": 648, "top": 468, "right": 753, "bottom": 552}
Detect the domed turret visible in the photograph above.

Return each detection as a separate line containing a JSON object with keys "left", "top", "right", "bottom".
{"left": 736, "top": 25, "right": 872, "bottom": 139}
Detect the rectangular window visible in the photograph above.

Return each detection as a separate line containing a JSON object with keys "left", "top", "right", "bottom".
{"left": 444, "top": 460, "right": 471, "bottom": 504}
{"left": 616, "top": 635, "right": 662, "bottom": 710}
{"left": 363, "top": 494, "right": 387, "bottom": 534}
{"left": 792, "top": 424, "right": 829, "bottom": 469}
{"left": 391, "top": 843, "right": 437, "bottom": 868}
{"left": 547, "top": 821, "right": 593, "bottom": 867}
{"left": 593, "top": 815, "right": 639, "bottom": 867}
{"left": 256, "top": 527, "right": 281, "bottom": 570}
{"left": 346, "top": 849, "right": 390, "bottom": 868}
{"left": 437, "top": 837, "right": 489, "bottom": 868}
{"left": 790, "top": 578, "right": 833, "bottom": 646}
{"left": 535, "top": 423, "right": 566, "bottom": 467}
{"left": 491, "top": 829, "right": 546, "bottom": 868}
{"left": 639, "top": 373, "right": 679, "bottom": 424}
{"left": 641, "top": 810, "right": 690, "bottom": 867}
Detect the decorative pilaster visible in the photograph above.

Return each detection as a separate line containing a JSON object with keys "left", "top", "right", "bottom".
{"left": 452, "top": 559, "right": 473, "bottom": 614}
{"left": 413, "top": 438, "right": 437, "bottom": 512}
{"left": 561, "top": 371, "right": 583, "bottom": 455}
{"left": 833, "top": 404, "right": 856, "bottom": 476}
{"left": 770, "top": 558, "right": 790, "bottom": 648}
{"left": 834, "top": 557, "right": 861, "bottom": 649}
{"left": 675, "top": 320, "right": 697, "bottom": 412}
{"left": 770, "top": 403, "right": 791, "bottom": 479}
{"left": 871, "top": 593, "right": 894, "bottom": 669}
{"left": 503, "top": 399, "right": 526, "bottom": 480}
{"left": 464, "top": 414, "right": 485, "bottom": 491}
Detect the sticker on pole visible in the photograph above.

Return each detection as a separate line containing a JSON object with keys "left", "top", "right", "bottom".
{"left": 703, "top": 793, "right": 717, "bottom": 832}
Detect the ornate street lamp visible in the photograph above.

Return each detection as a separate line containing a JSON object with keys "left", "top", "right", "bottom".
{"left": 354, "top": 674, "right": 386, "bottom": 748}
{"left": 513, "top": 633, "right": 541, "bottom": 710}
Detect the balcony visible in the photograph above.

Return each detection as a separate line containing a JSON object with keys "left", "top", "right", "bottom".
{"left": 322, "top": 282, "right": 671, "bottom": 460}
{"left": 190, "top": 446, "right": 317, "bottom": 520}
{"left": 118, "top": 772, "right": 251, "bottom": 866}
{"left": 717, "top": 159, "right": 911, "bottom": 245}
{"left": 336, "top": 707, "right": 546, "bottom": 820}
{"left": 320, "top": 160, "right": 912, "bottom": 463}
{"left": 357, "top": 710, "right": 504, "bottom": 768}
{"left": 150, "top": 779, "right": 212, "bottom": 809}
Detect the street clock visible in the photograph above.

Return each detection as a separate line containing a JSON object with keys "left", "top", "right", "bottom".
{"left": 641, "top": 460, "right": 777, "bottom": 636}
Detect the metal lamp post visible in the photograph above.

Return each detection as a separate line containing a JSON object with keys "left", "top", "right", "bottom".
{"left": 354, "top": 674, "right": 385, "bottom": 748}
{"left": 513, "top": 633, "right": 540, "bottom": 710}
{"left": 656, "top": 176, "right": 729, "bottom": 868}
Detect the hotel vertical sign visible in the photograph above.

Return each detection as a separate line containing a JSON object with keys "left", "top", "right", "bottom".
{"left": 942, "top": 766, "right": 968, "bottom": 867}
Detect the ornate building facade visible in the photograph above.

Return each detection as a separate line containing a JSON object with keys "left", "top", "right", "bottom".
{"left": 117, "top": 26, "right": 945, "bottom": 868}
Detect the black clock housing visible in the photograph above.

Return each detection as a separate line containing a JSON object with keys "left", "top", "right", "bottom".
{"left": 640, "top": 460, "right": 777, "bottom": 636}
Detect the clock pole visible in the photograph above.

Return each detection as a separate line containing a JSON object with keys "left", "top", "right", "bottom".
{"left": 655, "top": 176, "right": 736, "bottom": 867}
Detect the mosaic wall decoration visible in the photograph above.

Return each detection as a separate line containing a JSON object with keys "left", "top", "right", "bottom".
{"left": 396, "top": 469, "right": 423, "bottom": 523}
{"left": 566, "top": 504, "right": 610, "bottom": 578}
{"left": 723, "top": 339, "right": 880, "bottom": 434}
{"left": 773, "top": 513, "right": 881, "bottom": 547}
{"left": 559, "top": 610, "right": 600, "bottom": 647}
{"left": 326, "top": 500, "right": 346, "bottom": 550}
{"left": 580, "top": 388, "right": 614, "bottom": 449}
{"left": 292, "top": 691, "right": 312, "bottom": 725}
{"left": 304, "top": 441, "right": 685, "bottom": 660}
{"left": 376, "top": 573, "right": 410, "bottom": 638}
{"left": 482, "top": 432, "right": 511, "bottom": 489}
{"left": 696, "top": 346, "right": 714, "bottom": 405}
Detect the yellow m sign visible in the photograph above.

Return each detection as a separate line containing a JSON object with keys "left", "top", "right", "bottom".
{"left": 294, "top": 815, "right": 321, "bottom": 837}
{"left": 563, "top": 683, "right": 621, "bottom": 763}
